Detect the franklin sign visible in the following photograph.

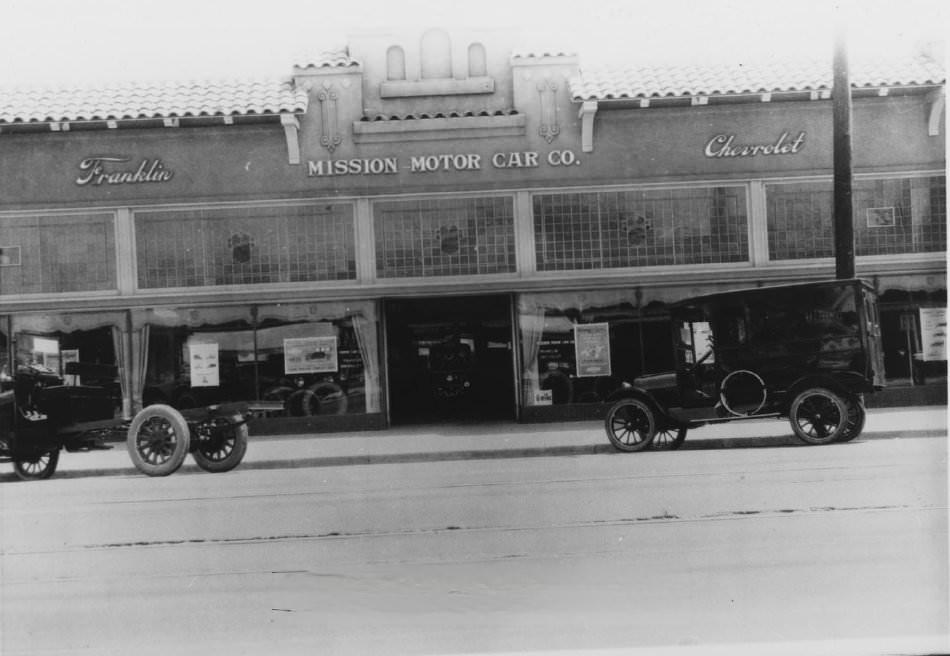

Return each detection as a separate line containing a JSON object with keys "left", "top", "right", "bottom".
{"left": 76, "top": 156, "right": 174, "bottom": 186}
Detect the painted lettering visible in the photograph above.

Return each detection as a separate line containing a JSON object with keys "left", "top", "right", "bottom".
{"left": 76, "top": 156, "right": 174, "bottom": 186}
{"left": 408, "top": 153, "right": 481, "bottom": 172}
{"left": 547, "top": 150, "right": 577, "bottom": 166}
{"left": 491, "top": 151, "right": 540, "bottom": 168}
{"left": 704, "top": 132, "right": 807, "bottom": 158}
{"left": 307, "top": 157, "right": 399, "bottom": 176}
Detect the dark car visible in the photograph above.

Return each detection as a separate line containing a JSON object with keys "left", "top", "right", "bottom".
{"left": 604, "top": 278, "right": 885, "bottom": 451}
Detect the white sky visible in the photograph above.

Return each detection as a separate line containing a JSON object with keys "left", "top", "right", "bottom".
{"left": 0, "top": 0, "right": 945, "bottom": 88}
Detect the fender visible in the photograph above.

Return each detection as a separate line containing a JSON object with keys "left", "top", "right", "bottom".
{"left": 604, "top": 384, "right": 680, "bottom": 427}
{"left": 785, "top": 372, "right": 865, "bottom": 412}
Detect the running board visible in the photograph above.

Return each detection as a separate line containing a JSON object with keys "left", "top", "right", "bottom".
{"left": 685, "top": 412, "right": 782, "bottom": 428}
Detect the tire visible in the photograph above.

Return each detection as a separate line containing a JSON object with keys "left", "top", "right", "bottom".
{"left": 289, "top": 383, "right": 348, "bottom": 416}
{"left": 127, "top": 404, "right": 191, "bottom": 476}
{"left": 540, "top": 370, "right": 573, "bottom": 405}
{"left": 836, "top": 396, "right": 867, "bottom": 443}
{"left": 604, "top": 398, "right": 657, "bottom": 452}
{"left": 789, "top": 387, "right": 848, "bottom": 445}
{"left": 192, "top": 420, "right": 248, "bottom": 473}
{"left": 13, "top": 448, "right": 60, "bottom": 481}
{"left": 652, "top": 425, "right": 687, "bottom": 451}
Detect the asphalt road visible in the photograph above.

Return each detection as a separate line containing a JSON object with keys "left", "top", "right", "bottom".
{"left": 1, "top": 412, "right": 947, "bottom": 656}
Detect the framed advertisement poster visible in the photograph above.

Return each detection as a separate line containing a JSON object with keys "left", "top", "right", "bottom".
{"left": 284, "top": 336, "right": 338, "bottom": 374}
{"left": 918, "top": 308, "right": 947, "bottom": 362}
{"left": 574, "top": 323, "right": 611, "bottom": 377}
{"left": 189, "top": 343, "right": 220, "bottom": 387}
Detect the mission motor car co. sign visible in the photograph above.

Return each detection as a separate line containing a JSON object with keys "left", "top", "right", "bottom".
{"left": 306, "top": 149, "right": 582, "bottom": 177}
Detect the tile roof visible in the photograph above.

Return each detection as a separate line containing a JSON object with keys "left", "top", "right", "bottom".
{"left": 0, "top": 78, "right": 308, "bottom": 125}
{"left": 293, "top": 48, "right": 361, "bottom": 70}
{"left": 570, "top": 53, "right": 946, "bottom": 102}
{"left": 511, "top": 48, "right": 578, "bottom": 60}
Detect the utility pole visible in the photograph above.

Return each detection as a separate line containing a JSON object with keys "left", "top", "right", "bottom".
{"left": 832, "top": 21, "right": 855, "bottom": 280}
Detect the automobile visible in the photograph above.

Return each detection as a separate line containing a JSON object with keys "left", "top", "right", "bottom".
{"left": 1, "top": 361, "right": 250, "bottom": 480}
{"left": 604, "top": 278, "right": 885, "bottom": 451}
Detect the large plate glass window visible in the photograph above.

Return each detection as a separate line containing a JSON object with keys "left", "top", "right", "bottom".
{"left": 519, "top": 289, "right": 681, "bottom": 407}
{"left": 134, "top": 302, "right": 379, "bottom": 418}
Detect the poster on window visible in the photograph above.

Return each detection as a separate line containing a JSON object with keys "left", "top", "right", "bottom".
{"left": 189, "top": 343, "right": 220, "bottom": 387}
{"left": 574, "top": 323, "right": 611, "bottom": 377}
{"left": 284, "top": 336, "right": 338, "bottom": 374}
{"left": 61, "top": 349, "right": 80, "bottom": 385}
{"left": 919, "top": 308, "right": 947, "bottom": 362}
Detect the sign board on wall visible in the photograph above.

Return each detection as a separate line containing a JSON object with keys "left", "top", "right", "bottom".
{"left": 574, "top": 323, "right": 611, "bottom": 377}
{"left": 284, "top": 336, "right": 339, "bottom": 374}
{"left": 189, "top": 343, "right": 220, "bottom": 387}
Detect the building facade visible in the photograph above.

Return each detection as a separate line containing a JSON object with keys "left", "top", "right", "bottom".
{"left": 0, "top": 29, "right": 945, "bottom": 432}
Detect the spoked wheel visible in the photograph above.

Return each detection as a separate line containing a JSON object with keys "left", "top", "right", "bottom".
{"left": 605, "top": 398, "right": 657, "bottom": 452}
{"left": 836, "top": 395, "right": 867, "bottom": 443}
{"left": 13, "top": 448, "right": 60, "bottom": 481}
{"left": 127, "top": 404, "right": 191, "bottom": 476}
{"left": 789, "top": 387, "right": 848, "bottom": 445}
{"left": 652, "top": 425, "right": 687, "bottom": 451}
{"left": 192, "top": 419, "right": 248, "bottom": 473}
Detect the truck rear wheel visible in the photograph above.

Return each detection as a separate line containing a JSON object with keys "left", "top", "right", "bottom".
{"left": 192, "top": 420, "right": 248, "bottom": 473}
{"left": 789, "top": 387, "right": 848, "bottom": 445}
{"left": 13, "top": 448, "right": 59, "bottom": 481}
{"left": 605, "top": 398, "right": 657, "bottom": 452}
{"left": 127, "top": 404, "right": 190, "bottom": 476}
{"left": 836, "top": 396, "right": 866, "bottom": 443}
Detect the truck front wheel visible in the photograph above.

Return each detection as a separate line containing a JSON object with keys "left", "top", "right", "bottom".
{"left": 127, "top": 404, "right": 191, "bottom": 476}
{"left": 605, "top": 398, "right": 657, "bottom": 452}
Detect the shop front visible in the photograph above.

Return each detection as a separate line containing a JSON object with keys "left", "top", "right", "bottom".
{"left": 0, "top": 29, "right": 945, "bottom": 431}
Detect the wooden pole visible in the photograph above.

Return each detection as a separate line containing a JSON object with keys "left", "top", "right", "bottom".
{"left": 833, "top": 22, "right": 855, "bottom": 279}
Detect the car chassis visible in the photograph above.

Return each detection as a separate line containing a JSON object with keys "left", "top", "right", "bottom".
{"left": 604, "top": 279, "right": 886, "bottom": 451}
{"left": 1, "top": 361, "right": 250, "bottom": 480}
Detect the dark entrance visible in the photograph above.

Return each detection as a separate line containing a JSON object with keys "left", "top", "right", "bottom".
{"left": 385, "top": 295, "right": 515, "bottom": 424}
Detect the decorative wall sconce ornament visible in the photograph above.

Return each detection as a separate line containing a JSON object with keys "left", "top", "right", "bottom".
{"left": 537, "top": 78, "right": 561, "bottom": 143}
{"left": 317, "top": 82, "right": 344, "bottom": 154}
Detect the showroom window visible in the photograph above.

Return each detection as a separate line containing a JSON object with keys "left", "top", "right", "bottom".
{"left": 518, "top": 289, "right": 682, "bottom": 408}
{"left": 135, "top": 301, "right": 380, "bottom": 417}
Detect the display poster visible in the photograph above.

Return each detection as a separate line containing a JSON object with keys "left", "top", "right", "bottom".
{"left": 61, "top": 349, "right": 80, "bottom": 385}
{"left": 574, "top": 323, "right": 612, "bottom": 377}
{"left": 284, "top": 336, "right": 339, "bottom": 374}
{"left": 189, "top": 343, "right": 220, "bottom": 387}
{"left": 919, "top": 308, "right": 947, "bottom": 362}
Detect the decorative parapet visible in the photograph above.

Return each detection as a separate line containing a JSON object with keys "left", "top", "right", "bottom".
{"left": 352, "top": 113, "right": 524, "bottom": 144}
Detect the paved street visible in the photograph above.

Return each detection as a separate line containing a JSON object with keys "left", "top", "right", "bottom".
{"left": 1, "top": 407, "right": 947, "bottom": 655}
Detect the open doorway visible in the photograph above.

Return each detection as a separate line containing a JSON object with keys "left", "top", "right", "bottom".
{"left": 385, "top": 295, "right": 515, "bottom": 424}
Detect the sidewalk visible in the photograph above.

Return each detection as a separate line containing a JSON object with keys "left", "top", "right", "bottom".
{"left": 47, "top": 406, "right": 948, "bottom": 477}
